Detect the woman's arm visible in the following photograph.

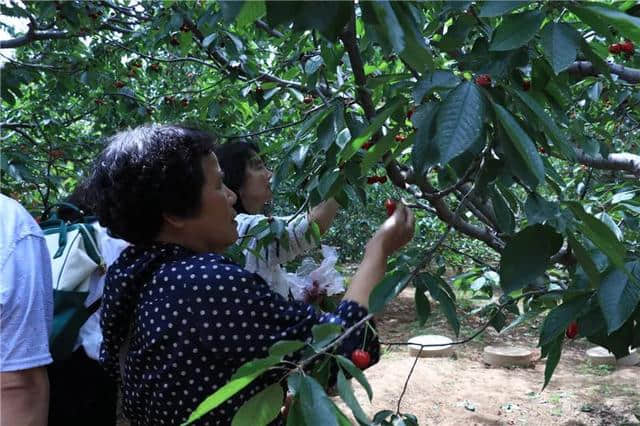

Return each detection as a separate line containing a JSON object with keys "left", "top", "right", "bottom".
{"left": 237, "top": 213, "right": 318, "bottom": 270}
{"left": 343, "top": 203, "right": 415, "bottom": 308}
{"left": 308, "top": 198, "right": 340, "bottom": 235}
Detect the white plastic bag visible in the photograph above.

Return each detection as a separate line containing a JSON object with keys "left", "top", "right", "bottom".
{"left": 287, "top": 245, "right": 345, "bottom": 303}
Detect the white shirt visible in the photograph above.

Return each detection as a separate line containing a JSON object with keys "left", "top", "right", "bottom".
{"left": 75, "top": 224, "right": 128, "bottom": 360}
{"left": 234, "top": 213, "right": 316, "bottom": 298}
{"left": 0, "top": 195, "right": 54, "bottom": 372}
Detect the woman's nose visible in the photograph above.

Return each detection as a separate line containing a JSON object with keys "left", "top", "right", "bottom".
{"left": 224, "top": 184, "right": 237, "bottom": 204}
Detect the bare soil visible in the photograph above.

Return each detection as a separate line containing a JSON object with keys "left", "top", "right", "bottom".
{"left": 336, "top": 287, "right": 640, "bottom": 426}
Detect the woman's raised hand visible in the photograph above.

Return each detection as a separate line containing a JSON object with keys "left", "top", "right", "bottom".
{"left": 368, "top": 201, "right": 415, "bottom": 257}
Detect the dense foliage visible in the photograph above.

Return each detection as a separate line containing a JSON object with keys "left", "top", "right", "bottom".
{"left": 2, "top": 1, "right": 640, "bottom": 424}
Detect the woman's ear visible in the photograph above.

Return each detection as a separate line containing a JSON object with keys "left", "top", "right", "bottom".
{"left": 162, "top": 213, "right": 186, "bottom": 230}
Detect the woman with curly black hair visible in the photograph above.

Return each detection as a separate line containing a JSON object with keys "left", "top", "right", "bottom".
{"left": 87, "top": 124, "right": 415, "bottom": 425}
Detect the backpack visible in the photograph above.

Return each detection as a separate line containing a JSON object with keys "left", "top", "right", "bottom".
{"left": 39, "top": 203, "right": 106, "bottom": 361}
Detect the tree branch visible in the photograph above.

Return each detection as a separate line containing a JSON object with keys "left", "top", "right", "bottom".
{"left": 255, "top": 19, "right": 284, "bottom": 38}
{"left": 420, "top": 180, "right": 505, "bottom": 252}
{"left": 340, "top": 12, "right": 407, "bottom": 188}
{"left": 568, "top": 61, "right": 640, "bottom": 84}
{"left": 574, "top": 149, "right": 640, "bottom": 176}
{"left": 0, "top": 30, "right": 72, "bottom": 49}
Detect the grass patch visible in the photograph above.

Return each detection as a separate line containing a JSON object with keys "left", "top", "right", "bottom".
{"left": 577, "top": 361, "right": 615, "bottom": 376}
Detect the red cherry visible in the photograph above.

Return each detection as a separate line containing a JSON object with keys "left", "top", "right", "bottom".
{"left": 113, "top": 80, "right": 125, "bottom": 89}
{"left": 394, "top": 134, "right": 406, "bottom": 142}
{"left": 522, "top": 80, "right": 531, "bottom": 91}
{"left": 366, "top": 176, "right": 378, "bottom": 185}
{"left": 538, "top": 146, "right": 546, "bottom": 154}
{"left": 351, "top": 349, "right": 371, "bottom": 369}
{"left": 385, "top": 199, "right": 396, "bottom": 217}
{"left": 609, "top": 43, "right": 622, "bottom": 54}
{"left": 474, "top": 74, "right": 491, "bottom": 87}
{"left": 565, "top": 321, "right": 578, "bottom": 339}
{"left": 303, "top": 96, "right": 313, "bottom": 104}
{"left": 622, "top": 41, "right": 635, "bottom": 54}
{"left": 406, "top": 108, "right": 415, "bottom": 120}
{"left": 378, "top": 176, "right": 387, "bottom": 184}
{"left": 49, "top": 149, "right": 64, "bottom": 160}
{"left": 362, "top": 141, "right": 374, "bottom": 150}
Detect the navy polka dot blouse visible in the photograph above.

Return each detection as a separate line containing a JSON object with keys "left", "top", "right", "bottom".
{"left": 100, "top": 243, "right": 379, "bottom": 425}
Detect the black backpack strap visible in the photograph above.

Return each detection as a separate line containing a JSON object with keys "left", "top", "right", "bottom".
{"left": 86, "top": 298, "right": 102, "bottom": 316}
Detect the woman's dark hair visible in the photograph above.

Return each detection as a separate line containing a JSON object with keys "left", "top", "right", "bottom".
{"left": 86, "top": 124, "right": 215, "bottom": 244}
{"left": 57, "top": 180, "right": 93, "bottom": 222}
{"left": 214, "top": 140, "right": 259, "bottom": 214}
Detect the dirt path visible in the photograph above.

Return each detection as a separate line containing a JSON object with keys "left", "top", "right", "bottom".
{"left": 338, "top": 288, "right": 640, "bottom": 425}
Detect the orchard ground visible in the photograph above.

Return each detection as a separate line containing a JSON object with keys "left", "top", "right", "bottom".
{"left": 116, "top": 286, "right": 639, "bottom": 426}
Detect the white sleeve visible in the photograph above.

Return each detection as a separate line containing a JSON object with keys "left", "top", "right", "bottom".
{"left": 0, "top": 234, "right": 54, "bottom": 372}
{"left": 236, "top": 213, "right": 318, "bottom": 271}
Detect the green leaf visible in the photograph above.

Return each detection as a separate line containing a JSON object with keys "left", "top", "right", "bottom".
{"left": 392, "top": 2, "right": 434, "bottom": 72}
{"left": 565, "top": 202, "right": 626, "bottom": 270}
{"left": 412, "top": 70, "right": 460, "bottom": 104}
{"left": 597, "top": 212, "right": 623, "bottom": 241}
{"left": 478, "top": 0, "right": 527, "bottom": 17}
{"left": 524, "top": 193, "right": 560, "bottom": 225}
{"left": 567, "top": 233, "right": 600, "bottom": 289}
{"left": 491, "top": 187, "right": 515, "bottom": 234}
{"left": 297, "top": 106, "right": 334, "bottom": 140}
{"left": 332, "top": 401, "right": 353, "bottom": 426}
{"left": 509, "top": 89, "right": 577, "bottom": 161}
{"left": 311, "top": 323, "right": 342, "bottom": 350}
{"left": 231, "top": 355, "right": 281, "bottom": 380}
{"left": 420, "top": 273, "right": 460, "bottom": 336}
{"left": 437, "top": 14, "right": 476, "bottom": 51}
{"left": 499, "top": 225, "right": 563, "bottom": 294}
{"left": 236, "top": 1, "right": 266, "bottom": 27}
{"left": 266, "top": 1, "right": 353, "bottom": 42}
{"left": 339, "top": 97, "right": 403, "bottom": 163}
{"left": 540, "top": 23, "right": 580, "bottom": 74}
{"left": 432, "top": 81, "right": 487, "bottom": 167}
{"left": 231, "top": 383, "right": 283, "bottom": 426}
{"left": 298, "top": 375, "right": 338, "bottom": 426}
{"left": 305, "top": 55, "right": 324, "bottom": 75}
{"left": 361, "top": 131, "right": 397, "bottom": 174}
{"left": 318, "top": 172, "right": 340, "bottom": 199}
{"left": 493, "top": 103, "right": 545, "bottom": 187}
{"left": 369, "top": 271, "right": 411, "bottom": 314}
{"left": 362, "top": 1, "right": 405, "bottom": 53}
{"left": 335, "top": 355, "right": 373, "bottom": 401}
{"left": 542, "top": 334, "right": 563, "bottom": 390}
{"left": 414, "top": 282, "right": 431, "bottom": 326}
{"left": 285, "top": 396, "right": 304, "bottom": 426}
{"left": 490, "top": 11, "right": 544, "bottom": 52}
{"left": 539, "top": 295, "right": 589, "bottom": 346}
{"left": 570, "top": 3, "right": 640, "bottom": 43}
{"left": 336, "top": 370, "right": 369, "bottom": 424}
{"left": 598, "top": 261, "right": 640, "bottom": 334}
{"left": 268, "top": 340, "right": 306, "bottom": 358}
{"left": 184, "top": 370, "right": 263, "bottom": 425}
{"left": 411, "top": 102, "right": 440, "bottom": 176}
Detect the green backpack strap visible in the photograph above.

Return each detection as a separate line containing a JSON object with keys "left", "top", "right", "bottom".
{"left": 50, "top": 293, "right": 102, "bottom": 361}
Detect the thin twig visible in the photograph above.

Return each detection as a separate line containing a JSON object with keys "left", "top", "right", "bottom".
{"left": 396, "top": 347, "right": 422, "bottom": 414}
